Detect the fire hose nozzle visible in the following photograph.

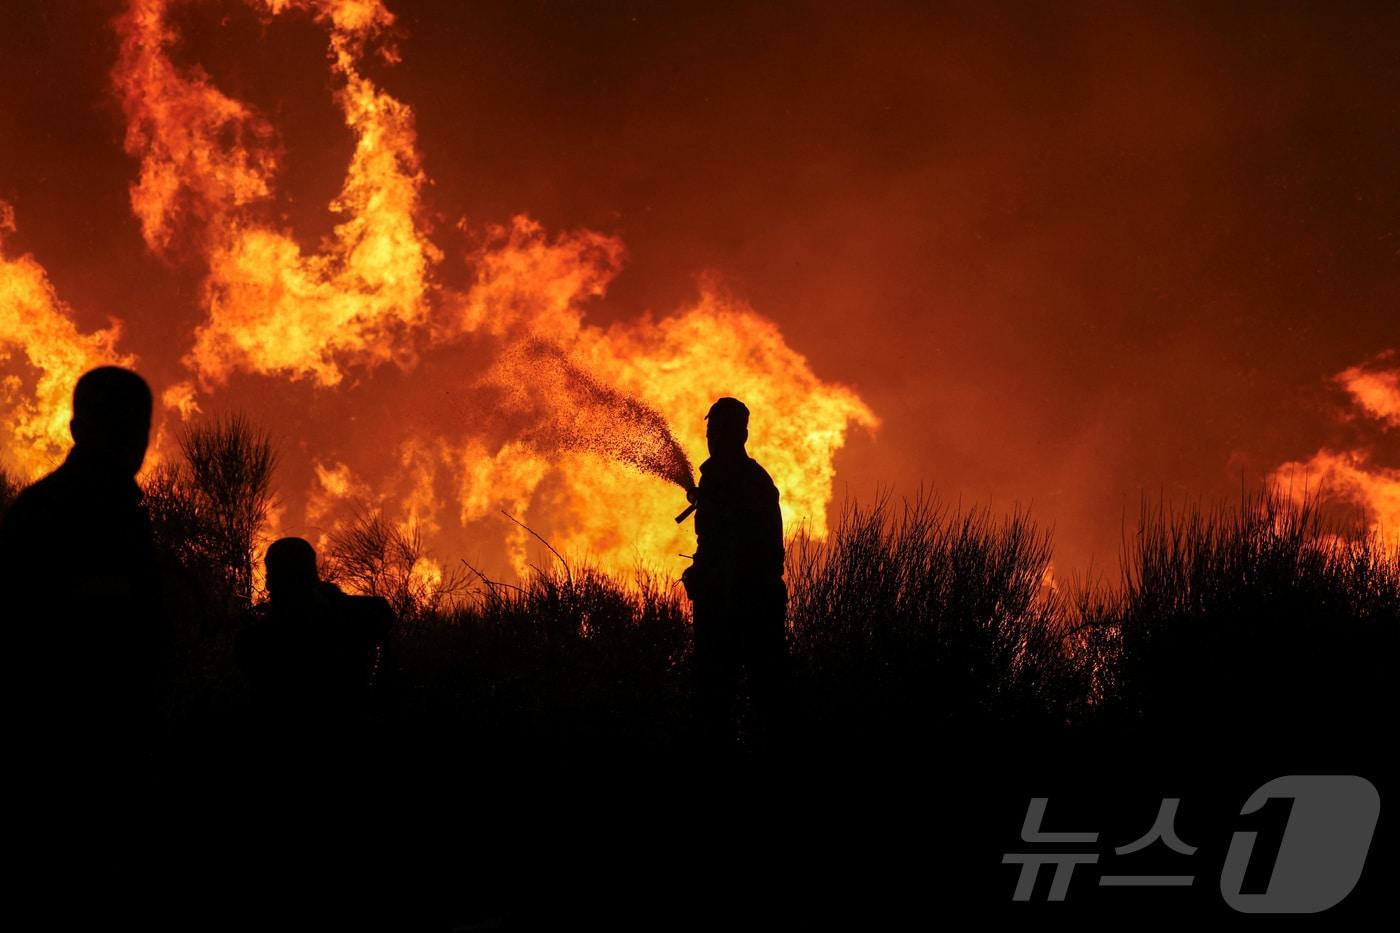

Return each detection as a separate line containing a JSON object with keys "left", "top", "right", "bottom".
{"left": 675, "top": 484, "right": 698, "bottom": 523}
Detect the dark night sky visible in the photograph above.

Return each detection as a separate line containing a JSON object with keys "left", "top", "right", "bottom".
{"left": 2, "top": 0, "right": 1397, "bottom": 575}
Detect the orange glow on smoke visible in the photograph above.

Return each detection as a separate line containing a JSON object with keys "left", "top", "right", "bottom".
{"left": 1336, "top": 354, "right": 1400, "bottom": 429}
{"left": 1271, "top": 352, "right": 1400, "bottom": 542}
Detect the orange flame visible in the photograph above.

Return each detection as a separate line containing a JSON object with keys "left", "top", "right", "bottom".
{"left": 104, "top": 0, "right": 881, "bottom": 581}
{"left": 116, "top": 0, "right": 437, "bottom": 389}
{"left": 0, "top": 202, "right": 135, "bottom": 481}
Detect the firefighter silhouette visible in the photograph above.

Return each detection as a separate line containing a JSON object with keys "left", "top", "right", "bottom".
{"left": 238, "top": 536, "right": 394, "bottom": 730}
{"left": 0, "top": 366, "right": 161, "bottom": 746}
{"left": 682, "top": 397, "right": 788, "bottom": 748}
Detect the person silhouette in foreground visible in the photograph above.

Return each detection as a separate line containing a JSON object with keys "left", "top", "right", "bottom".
{"left": 238, "top": 537, "right": 394, "bottom": 733}
{"left": 682, "top": 397, "right": 788, "bottom": 751}
{"left": 0, "top": 366, "right": 161, "bottom": 749}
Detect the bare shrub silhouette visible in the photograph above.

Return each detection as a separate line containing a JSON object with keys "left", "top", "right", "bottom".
{"left": 178, "top": 415, "right": 277, "bottom": 603}
{"left": 141, "top": 415, "right": 277, "bottom": 722}
{"left": 1072, "top": 486, "right": 1399, "bottom": 747}
{"left": 392, "top": 557, "right": 692, "bottom": 752}
{"left": 325, "top": 510, "right": 467, "bottom": 622}
{"left": 785, "top": 492, "right": 1090, "bottom": 745}
{"left": 144, "top": 463, "right": 209, "bottom": 581}
{"left": 146, "top": 415, "right": 278, "bottom": 605}
{"left": 26, "top": 407, "right": 1380, "bottom": 762}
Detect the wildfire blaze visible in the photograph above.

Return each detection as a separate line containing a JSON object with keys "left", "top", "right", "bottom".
{"left": 4, "top": 1, "right": 1395, "bottom": 583}
{"left": 1, "top": 0, "right": 876, "bottom": 582}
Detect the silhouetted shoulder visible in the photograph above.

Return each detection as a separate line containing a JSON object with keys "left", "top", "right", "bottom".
{"left": 2, "top": 472, "right": 60, "bottom": 518}
{"left": 745, "top": 458, "right": 780, "bottom": 497}
{"left": 342, "top": 592, "right": 395, "bottom": 641}
{"left": 0, "top": 473, "right": 70, "bottom": 563}
{"left": 746, "top": 457, "right": 776, "bottom": 484}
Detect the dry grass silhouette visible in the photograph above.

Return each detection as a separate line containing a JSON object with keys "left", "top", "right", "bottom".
{"left": 2, "top": 419, "right": 1395, "bottom": 752}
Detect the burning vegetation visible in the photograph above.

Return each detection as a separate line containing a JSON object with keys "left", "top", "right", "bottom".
{"left": 2, "top": 0, "right": 877, "bottom": 584}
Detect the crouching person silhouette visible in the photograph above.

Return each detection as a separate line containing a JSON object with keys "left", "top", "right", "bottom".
{"left": 682, "top": 397, "right": 789, "bottom": 752}
{"left": 238, "top": 537, "right": 394, "bottom": 736}
{"left": 0, "top": 366, "right": 161, "bottom": 755}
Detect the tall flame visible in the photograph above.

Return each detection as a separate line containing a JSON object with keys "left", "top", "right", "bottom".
{"left": 117, "top": 0, "right": 436, "bottom": 390}
{"left": 5, "top": 0, "right": 879, "bottom": 582}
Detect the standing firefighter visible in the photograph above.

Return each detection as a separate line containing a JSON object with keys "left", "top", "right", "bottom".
{"left": 682, "top": 397, "right": 788, "bottom": 749}
{"left": 0, "top": 366, "right": 161, "bottom": 751}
